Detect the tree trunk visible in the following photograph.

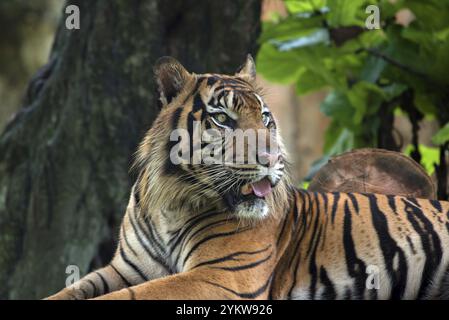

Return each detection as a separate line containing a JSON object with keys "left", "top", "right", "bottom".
{"left": 0, "top": 0, "right": 261, "bottom": 299}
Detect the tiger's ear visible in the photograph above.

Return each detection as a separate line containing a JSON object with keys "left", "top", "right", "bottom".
{"left": 235, "top": 54, "right": 256, "bottom": 82}
{"left": 154, "top": 56, "right": 191, "bottom": 107}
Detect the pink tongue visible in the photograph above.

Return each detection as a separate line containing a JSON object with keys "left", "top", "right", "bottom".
{"left": 251, "top": 179, "right": 272, "bottom": 198}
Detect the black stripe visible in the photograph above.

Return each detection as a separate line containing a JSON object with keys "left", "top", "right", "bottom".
{"left": 193, "top": 93, "right": 204, "bottom": 113}
{"left": 402, "top": 197, "right": 442, "bottom": 298}
{"left": 164, "top": 107, "right": 184, "bottom": 175}
{"left": 203, "top": 275, "right": 272, "bottom": 299}
{"left": 179, "top": 218, "right": 230, "bottom": 253}
{"left": 307, "top": 192, "right": 324, "bottom": 300}
{"left": 387, "top": 195, "right": 397, "bottom": 213}
{"left": 146, "top": 216, "right": 166, "bottom": 247}
{"left": 169, "top": 210, "right": 222, "bottom": 257}
{"left": 182, "top": 227, "right": 252, "bottom": 267}
{"left": 368, "top": 194, "right": 408, "bottom": 299}
{"left": 133, "top": 186, "right": 141, "bottom": 207}
{"left": 178, "top": 78, "right": 203, "bottom": 108}
{"left": 95, "top": 271, "right": 110, "bottom": 294}
{"left": 298, "top": 190, "right": 309, "bottom": 235}
{"left": 122, "top": 222, "right": 139, "bottom": 257}
{"left": 126, "top": 288, "right": 136, "bottom": 300}
{"left": 212, "top": 252, "right": 272, "bottom": 272}
{"left": 320, "top": 266, "right": 336, "bottom": 299}
{"left": 286, "top": 190, "right": 310, "bottom": 298}
{"left": 86, "top": 279, "right": 98, "bottom": 297}
{"left": 287, "top": 248, "right": 301, "bottom": 299}
{"left": 287, "top": 204, "right": 308, "bottom": 297}
{"left": 293, "top": 192, "right": 304, "bottom": 227}
{"left": 119, "top": 245, "right": 148, "bottom": 281}
{"left": 347, "top": 193, "right": 359, "bottom": 213}
{"left": 214, "top": 90, "right": 226, "bottom": 105}
{"left": 321, "top": 192, "right": 329, "bottom": 214}
{"left": 225, "top": 77, "right": 252, "bottom": 86}
{"left": 343, "top": 200, "right": 367, "bottom": 299}
{"left": 137, "top": 216, "right": 166, "bottom": 256}
{"left": 110, "top": 264, "right": 132, "bottom": 287}
{"left": 276, "top": 211, "right": 290, "bottom": 247}
{"left": 308, "top": 226, "right": 322, "bottom": 299}
{"left": 405, "top": 235, "right": 417, "bottom": 254}
{"left": 306, "top": 196, "right": 321, "bottom": 257}
{"left": 330, "top": 192, "right": 340, "bottom": 224}
{"left": 206, "top": 76, "right": 219, "bottom": 86}
{"left": 79, "top": 288, "right": 89, "bottom": 299}
{"left": 429, "top": 199, "right": 442, "bottom": 212}
{"left": 192, "top": 245, "right": 271, "bottom": 269}
{"left": 128, "top": 212, "right": 171, "bottom": 272}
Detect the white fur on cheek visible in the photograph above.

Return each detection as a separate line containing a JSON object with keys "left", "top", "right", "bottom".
{"left": 235, "top": 199, "right": 269, "bottom": 220}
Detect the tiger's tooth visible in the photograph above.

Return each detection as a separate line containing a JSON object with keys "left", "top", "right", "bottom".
{"left": 241, "top": 183, "right": 253, "bottom": 195}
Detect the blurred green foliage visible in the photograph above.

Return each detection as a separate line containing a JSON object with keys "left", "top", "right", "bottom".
{"left": 404, "top": 144, "right": 440, "bottom": 175}
{"left": 257, "top": 0, "right": 449, "bottom": 176}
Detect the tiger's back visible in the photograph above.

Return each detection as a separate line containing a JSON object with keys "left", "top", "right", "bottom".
{"left": 271, "top": 190, "right": 449, "bottom": 300}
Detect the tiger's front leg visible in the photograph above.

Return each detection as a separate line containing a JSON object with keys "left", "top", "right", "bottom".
{"left": 93, "top": 268, "right": 269, "bottom": 300}
{"left": 46, "top": 196, "right": 171, "bottom": 300}
{"left": 47, "top": 238, "right": 170, "bottom": 300}
{"left": 45, "top": 264, "right": 130, "bottom": 300}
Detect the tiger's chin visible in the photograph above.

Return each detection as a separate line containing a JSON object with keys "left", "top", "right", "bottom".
{"left": 235, "top": 198, "right": 269, "bottom": 220}
{"left": 223, "top": 177, "right": 279, "bottom": 220}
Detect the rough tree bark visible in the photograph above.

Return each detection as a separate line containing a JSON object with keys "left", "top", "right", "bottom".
{"left": 0, "top": 0, "right": 261, "bottom": 299}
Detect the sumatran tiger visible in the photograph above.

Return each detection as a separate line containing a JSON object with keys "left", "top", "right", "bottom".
{"left": 46, "top": 55, "right": 449, "bottom": 300}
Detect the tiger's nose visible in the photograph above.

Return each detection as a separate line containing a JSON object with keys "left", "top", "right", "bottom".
{"left": 258, "top": 152, "right": 281, "bottom": 168}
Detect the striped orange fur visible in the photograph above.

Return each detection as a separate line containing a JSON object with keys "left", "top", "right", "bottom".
{"left": 47, "top": 56, "right": 449, "bottom": 300}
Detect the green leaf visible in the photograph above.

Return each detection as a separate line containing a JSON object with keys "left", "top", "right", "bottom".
{"left": 272, "top": 28, "right": 330, "bottom": 51}
{"left": 320, "top": 91, "right": 355, "bottom": 128}
{"left": 345, "top": 81, "right": 384, "bottom": 123}
{"left": 256, "top": 0, "right": 449, "bottom": 161}
{"left": 295, "top": 69, "right": 328, "bottom": 94}
{"left": 284, "top": 0, "right": 327, "bottom": 14}
{"left": 414, "top": 93, "right": 438, "bottom": 117}
{"left": 260, "top": 15, "right": 324, "bottom": 43}
{"left": 256, "top": 43, "right": 303, "bottom": 84}
{"left": 382, "top": 83, "right": 407, "bottom": 101}
{"left": 432, "top": 122, "right": 449, "bottom": 145}
{"left": 380, "top": 0, "right": 406, "bottom": 18}
{"left": 327, "top": 0, "right": 367, "bottom": 27}
{"left": 300, "top": 181, "right": 310, "bottom": 190}
{"left": 404, "top": 144, "right": 440, "bottom": 175}
{"left": 406, "top": 1, "right": 449, "bottom": 31}
{"left": 435, "top": 27, "right": 449, "bottom": 42}
{"left": 325, "top": 124, "right": 354, "bottom": 155}
{"left": 360, "top": 55, "right": 387, "bottom": 83}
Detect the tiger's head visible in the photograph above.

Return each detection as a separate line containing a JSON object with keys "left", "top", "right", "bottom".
{"left": 135, "top": 55, "right": 291, "bottom": 221}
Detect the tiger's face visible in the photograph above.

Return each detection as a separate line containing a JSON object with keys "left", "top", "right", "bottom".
{"left": 136, "top": 55, "right": 290, "bottom": 220}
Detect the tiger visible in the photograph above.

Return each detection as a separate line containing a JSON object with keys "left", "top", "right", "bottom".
{"left": 46, "top": 55, "right": 449, "bottom": 300}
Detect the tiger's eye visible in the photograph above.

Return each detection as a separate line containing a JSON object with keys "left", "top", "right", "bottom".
{"left": 262, "top": 113, "right": 271, "bottom": 127}
{"left": 215, "top": 113, "right": 228, "bottom": 123}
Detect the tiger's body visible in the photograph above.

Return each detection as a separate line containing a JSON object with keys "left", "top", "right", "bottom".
{"left": 47, "top": 56, "right": 449, "bottom": 300}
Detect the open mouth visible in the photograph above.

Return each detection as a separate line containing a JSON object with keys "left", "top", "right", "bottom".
{"left": 240, "top": 177, "right": 273, "bottom": 199}
{"left": 223, "top": 177, "right": 276, "bottom": 211}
